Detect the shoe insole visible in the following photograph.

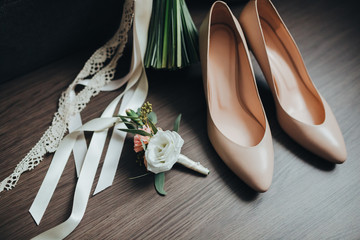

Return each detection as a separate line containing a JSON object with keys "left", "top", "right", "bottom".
{"left": 260, "top": 18, "right": 324, "bottom": 124}
{"left": 208, "top": 24, "right": 264, "bottom": 147}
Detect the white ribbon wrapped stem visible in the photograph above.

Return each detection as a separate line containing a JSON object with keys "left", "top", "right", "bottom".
{"left": 177, "top": 154, "right": 210, "bottom": 175}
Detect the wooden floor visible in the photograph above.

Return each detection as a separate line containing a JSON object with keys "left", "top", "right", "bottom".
{"left": 1, "top": 0, "right": 359, "bottom": 239}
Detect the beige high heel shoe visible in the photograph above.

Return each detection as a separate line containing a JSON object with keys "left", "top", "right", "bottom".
{"left": 239, "top": 0, "right": 347, "bottom": 163}
{"left": 199, "top": 1, "right": 274, "bottom": 192}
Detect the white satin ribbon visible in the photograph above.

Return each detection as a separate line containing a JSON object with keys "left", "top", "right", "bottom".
{"left": 67, "top": 75, "right": 129, "bottom": 178}
{"left": 69, "top": 0, "right": 150, "bottom": 191}
{"left": 93, "top": 5, "right": 150, "bottom": 194}
{"left": 67, "top": 92, "right": 87, "bottom": 177}
{"left": 29, "top": 117, "right": 118, "bottom": 225}
{"left": 29, "top": 0, "right": 152, "bottom": 238}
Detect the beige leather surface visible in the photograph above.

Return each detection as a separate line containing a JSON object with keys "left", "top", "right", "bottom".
{"left": 200, "top": 1, "right": 274, "bottom": 192}
{"left": 239, "top": 0, "right": 347, "bottom": 163}
{"left": 261, "top": 18, "right": 324, "bottom": 124}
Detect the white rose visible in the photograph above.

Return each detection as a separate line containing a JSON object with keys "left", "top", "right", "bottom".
{"left": 145, "top": 130, "right": 184, "bottom": 174}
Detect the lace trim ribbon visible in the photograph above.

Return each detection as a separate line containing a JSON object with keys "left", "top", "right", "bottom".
{"left": 0, "top": 0, "right": 134, "bottom": 193}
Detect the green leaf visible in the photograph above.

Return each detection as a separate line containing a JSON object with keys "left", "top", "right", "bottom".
{"left": 140, "top": 138, "right": 147, "bottom": 151}
{"left": 154, "top": 172, "right": 167, "bottom": 196}
{"left": 118, "top": 128, "right": 152, "bottom": 136}
{"left": 125, "top": 109, "right": 144, "bottom": 126}
{"left": 119, "top": 116, "right": 137, "bottom": 130}
{"left": 147, "top": 111, "right": 158, "bottom": 124}
{"left": 148, "top": 119, "right": 158, "bottom": 135}
{"left": 176, "top": 0, "right": 181, "bottom": 67}
{"left": 117, "top": 115, "right": 139, "bottom": 120}
{"left": 161, "top": 0, "right": 170, "bottom": 68}
{"left": 127, "top": 109, "right": 140, "bottom": 117}
{"left": 173, "top": 114, "right": 182, "bottom": 132}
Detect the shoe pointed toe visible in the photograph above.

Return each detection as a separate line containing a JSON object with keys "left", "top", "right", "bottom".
{"left": 319, "top": 135, "right": 347, "bottom": 164}
{"left": 238, "top": 138, "right": 273, "bottom": 192}
{"left": 208, "top": 116, "right": 274, "bottom": 192}
{"left": 277, "top": 99, "right": 347, "bottom": 164}
{"left": 243, "top": 153, "right": 273, "bottom": 192}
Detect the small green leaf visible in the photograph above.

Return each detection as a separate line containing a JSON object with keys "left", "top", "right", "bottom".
{"left": 118, "top": 128, "right": 152, "bottom": 136}
{"left": 126, "top": 109, "right": 140, "bottom": 117}
{"left": 119, "top": 116, "right": 136, "bottom": 130}
{"left": 154, "top": 172, "right": 167, "bottom": 196}
{"left": 148, "top": 119, "right": 158, "bottom": 135}
{"left": 125, "top": 109, "right": 144, "bottom": 126}
{"left": 147, "top": 111, "right": 158, "bottom": 124}
{"left": 140, "top": 138, "right": 147, "bottom": 151}
{"left": 173, "top": 114, "right": 182, "bottom": 132}
{"left": 117, "top": 115, "right": 139, "bottom": 120}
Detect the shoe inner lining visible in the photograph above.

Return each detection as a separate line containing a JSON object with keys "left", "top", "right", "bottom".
{"left": 208, "top": 23, "right": 264, "bottom": 147}
{"left": 260, "top": 18, "right": 325, "bottom": 124}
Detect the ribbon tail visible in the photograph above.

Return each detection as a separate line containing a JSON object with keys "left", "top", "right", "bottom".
{"left": 94, "top": 70, "right": 149, "bottom": 194}
{"left": 68, "top": 113, "right": 87, "bottom": 177}
{"left": 29, "top": 117, "right": 118, "bottom": 225}
{"left": 31, "top": 129, "right": 109, "bottom": 239}
{"left": 93, "top": 127, "right": 126, "bottom": 195}
{"left": 93, "top": 0, "right": 151, "bottom": 195}
{"left": 29, "top": 132, "right": 78, "bottom": 225}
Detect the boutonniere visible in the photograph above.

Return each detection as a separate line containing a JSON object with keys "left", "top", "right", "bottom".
{"left": 117, "top": 102, "right": 209, "bottom": 195}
